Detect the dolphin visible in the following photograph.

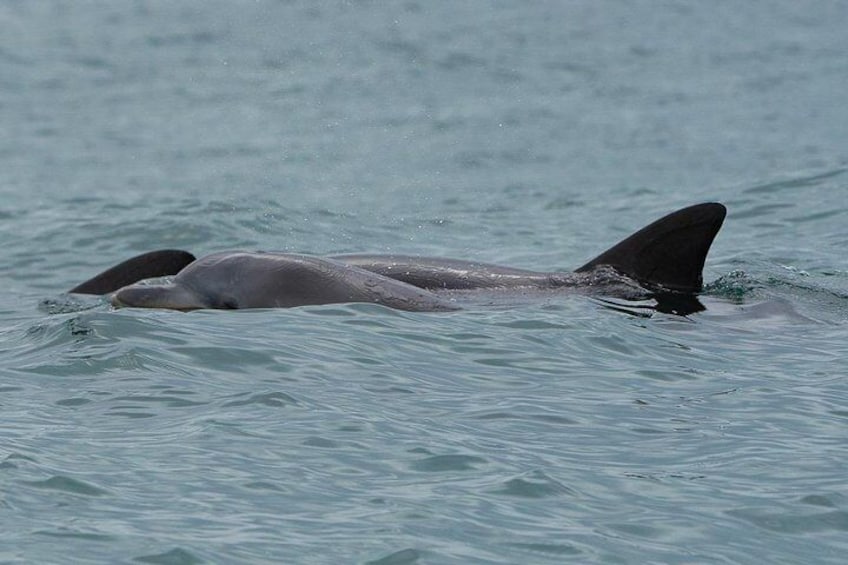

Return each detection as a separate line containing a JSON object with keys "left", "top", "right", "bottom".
{"left": 110, "top": 252, "right": 457, "bottom": 311}
{"left": 68, "top": 203, "right": 726, "bottom": 313}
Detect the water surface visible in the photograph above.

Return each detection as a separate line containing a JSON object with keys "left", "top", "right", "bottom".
{"left": 1, "top": 2, "right": 847, "bottom": 563}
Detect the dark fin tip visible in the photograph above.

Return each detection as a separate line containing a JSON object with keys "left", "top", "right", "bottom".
{"left": 69, "top": 249, "right": 196, "bottom": 295}
{"left": 576, "top": 203, "right": 726, "bottom": 293}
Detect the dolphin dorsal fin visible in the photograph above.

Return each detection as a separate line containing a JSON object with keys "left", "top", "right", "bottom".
{"left": 576, "top": 203, "right": 726, "bottom": 293}
{"left": 69, "top": 249, "right": 196, "bottom": 295}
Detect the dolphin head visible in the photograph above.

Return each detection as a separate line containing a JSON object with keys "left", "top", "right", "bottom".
{"left": 111, "top": 283, "right": 213, "bottom": 311}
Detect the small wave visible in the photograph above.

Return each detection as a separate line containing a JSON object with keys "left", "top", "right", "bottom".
{"left": 705, "top": 268, "right": 848, "bottom": 324}
{"left": 38, "top": 295, "right": 107, "bottom": 315}
{"left": 133, "top": 547, "right": 204, "bottom": 565}
{"left": 25, "top": 475, "right": 109, "bottom": 497}
{"left": 744, "top": 167, "right": 847, "bottom": 194}
{"left": 705, "top": 270, "right": 763, "bottom": 301}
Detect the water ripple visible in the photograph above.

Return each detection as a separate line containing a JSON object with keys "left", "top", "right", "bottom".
{"left": 3, "top": 1, "right": 848, "bottom": 563}
{"left": 25, "top": 476, "right": 108, "bottom": 497}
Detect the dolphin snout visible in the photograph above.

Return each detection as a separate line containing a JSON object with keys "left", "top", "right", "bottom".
{"left": 110, "top": 283, "right": 204, "bottom": 311}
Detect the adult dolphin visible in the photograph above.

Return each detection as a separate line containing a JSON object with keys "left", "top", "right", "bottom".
{"left": 331, "top": 202, "right": 725, "bottom": 293}
{"left": 68, "top": 203, "right": 726, "bottom": 312}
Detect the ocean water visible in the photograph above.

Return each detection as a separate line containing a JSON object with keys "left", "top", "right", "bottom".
{"left": 2, "top": 2, "right": 848, "bottom": 563}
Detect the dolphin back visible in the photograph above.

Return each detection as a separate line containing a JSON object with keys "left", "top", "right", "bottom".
{"left": 576, "top": 202, "right": 726, "bottom": 293}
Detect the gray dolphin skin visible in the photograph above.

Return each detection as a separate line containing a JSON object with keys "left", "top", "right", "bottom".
{"left": 69, "top": 203, "right": 726, "bottom": 313}
{"left": 110, "top": 252, "right": 457, "bottom": 312}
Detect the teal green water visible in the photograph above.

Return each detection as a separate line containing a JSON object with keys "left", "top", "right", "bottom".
{"left": 2, "top": 2, "right": 848, "bottom": 563}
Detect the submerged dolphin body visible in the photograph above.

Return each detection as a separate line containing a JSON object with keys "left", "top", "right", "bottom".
{"left": 69, "top": 203, "right": 726, "bottom": 313}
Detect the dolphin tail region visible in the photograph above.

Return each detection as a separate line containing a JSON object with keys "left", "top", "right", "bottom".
{"left": 69, "top": 249, "right": 196, "bottom": 295}
{"left": 575, "top": 202, "right": 726, "bottom": 293}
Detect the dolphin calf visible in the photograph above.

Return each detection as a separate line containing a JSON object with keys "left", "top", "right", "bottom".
{"left": 110, "top": 252, "right": 457, "bottom": 311}
{"left": 69, "top": 203, "right": 726, "bottom": 313}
